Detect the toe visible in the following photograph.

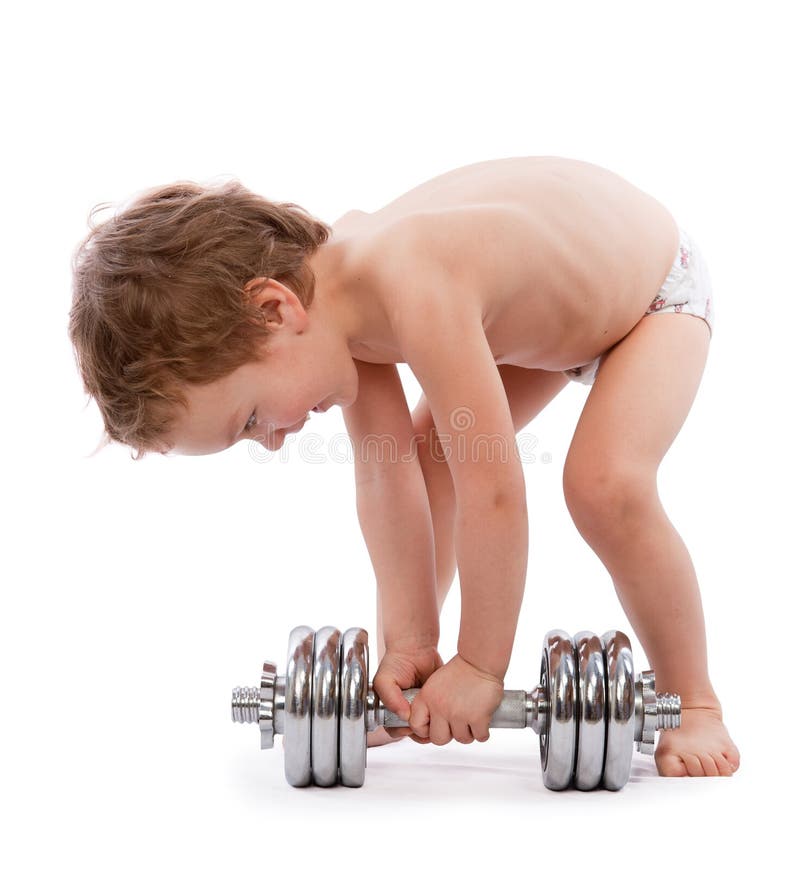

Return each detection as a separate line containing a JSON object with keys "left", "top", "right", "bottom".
{"left": 713, "top": 753, "right": 733, "bottom": 776}
{"left": 722, "top": 749, "right": 740, "bottom": 772}
{"left": 656, "top": 751, "right": 688, "bottom": 777}
{"left": 683, "top": 754, "right": 706, "bottom": 776}
{"left": 699, "top": 753, "right": 721, "bottom": 776}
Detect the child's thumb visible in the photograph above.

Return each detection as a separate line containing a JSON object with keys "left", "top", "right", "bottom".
{"left": 374, "top": 672, "right": 412, "bottom": 722}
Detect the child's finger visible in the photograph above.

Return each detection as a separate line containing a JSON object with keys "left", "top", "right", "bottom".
{"left": 408, "top": 695, "right": 430, "bottom": 739}
{"left": 428, "top": 715, "right": 452, "bottom": 747}
{"left": 373, "top": 672, "right": 412, "bottom": 722}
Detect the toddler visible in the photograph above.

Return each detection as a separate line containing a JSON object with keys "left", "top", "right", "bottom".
{"left": 70, "top": 156, "right": 740, "bottom": 777}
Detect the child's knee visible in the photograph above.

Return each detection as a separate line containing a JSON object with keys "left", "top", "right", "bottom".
{"left": 563, "top": 462, "right": 656, "bottom": 535}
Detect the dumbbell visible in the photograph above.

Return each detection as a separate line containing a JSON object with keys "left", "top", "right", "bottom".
{"left": 231, "top": 625, "right": 681, "bottom": 791}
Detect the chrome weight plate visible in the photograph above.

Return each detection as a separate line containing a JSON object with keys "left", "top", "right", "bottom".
{"left": 339, "top": 627, "right": 369, "bottom": 787}
{"left": 573, "top": 631, "right": 607, "bottom": 791}
{"left": 284, "top": 625, "right": 315, "bottom": 787}
{"left": 601, "top": 630, "right": 635, "bottom": 791}
{"left": 312, "top": 626, "right": 342, "bottom": 787}
{"left": 539, "top": 629, "right": 578, "bottom": 791}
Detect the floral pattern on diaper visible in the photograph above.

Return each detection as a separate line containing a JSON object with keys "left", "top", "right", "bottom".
{"left": 647, "top": 244, "right": 691, "bottom": 314}
{"left": 648, "top": 293, "right": 686, "bottom": 314}
{"left": 566, "top": 236, "right": 712, "bottom": 383}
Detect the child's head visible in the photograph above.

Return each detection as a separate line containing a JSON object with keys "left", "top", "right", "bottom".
{"left": 69, "top": 178, "right": 334, "bottom": 458}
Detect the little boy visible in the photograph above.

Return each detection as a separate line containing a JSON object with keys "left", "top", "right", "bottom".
{"left": 70, "top": 155, "right": 740, "bottom": 777}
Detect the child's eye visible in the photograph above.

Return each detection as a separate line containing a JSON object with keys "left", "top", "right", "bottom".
{"left": 244, "top": 411, "right": 257, "bottom": 432}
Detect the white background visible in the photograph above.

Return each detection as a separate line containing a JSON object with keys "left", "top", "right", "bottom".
{"left": 2, "top": 0, "right": 797, "bottom": 863}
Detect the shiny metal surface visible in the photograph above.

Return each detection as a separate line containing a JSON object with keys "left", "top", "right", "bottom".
{"left": 230, "top": 662, "right": 277, "bottom": 750}
{"left": 380, "top": 688, "right": 530, "bottom": 729}
{"left": 526, "top": 684, "right": 548, "bottom": 734}
{"left": 231, "top": 623, "right": 684, "bottom": 791}
{"left": 573, "top": 631, "right": 606, "bottom": 791}
{"left": 540, "top": 629, "right": 577, "bottom": 791}
{"left": 656, "top": 691, "right": 681, "bottom": 730}
{"left": 273, "top": 676, "right": 286, "bottom": 735}
{"left": 633, "top": 669, "right": 682, "bottom": 755}
{"left": 311, "top": 626, "right": 341, "bottom": 787}
{"left": 259, "top": 661, "right": 277, "bottom": 750}
{"left": 231, "top": 685, "right": 260, "bottom": 723}
{"left": 601, "top": 630, "right": 635, "bottom": 791}
{"left": 636, "top": 670, "right": 656, "bottom": 755}
{"left": 284, "top": 626, "right": 314, "bottom": 786}
{"left": 339, "top": 627, "right": 369, "bottom": 787}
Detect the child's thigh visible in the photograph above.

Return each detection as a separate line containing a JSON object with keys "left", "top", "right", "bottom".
{"left": 411, "top": 365, "right": 569, "bottom": 436}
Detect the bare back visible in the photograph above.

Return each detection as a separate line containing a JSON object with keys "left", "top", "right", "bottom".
{"left": 333, "top": 156, "right": 680, "bottom": 372}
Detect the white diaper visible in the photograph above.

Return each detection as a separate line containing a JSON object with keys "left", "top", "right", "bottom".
{"left": 564, "top": 225, "right": 715, "bottom": 386}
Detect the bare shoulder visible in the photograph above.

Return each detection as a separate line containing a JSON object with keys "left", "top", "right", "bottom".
{"left": 363, "top": 221, "right": 522, "bottom": 496}
{"left": 359, "top": 212, "right": 486, "bottom": 341}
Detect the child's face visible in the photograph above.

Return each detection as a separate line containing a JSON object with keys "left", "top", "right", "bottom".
{"left": 166, "top": 279, "right": 359, "bottom": 455}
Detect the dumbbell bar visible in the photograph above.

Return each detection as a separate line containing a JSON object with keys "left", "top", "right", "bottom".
{"left": 231, "top": 625, "right": 681, "bottom": 791}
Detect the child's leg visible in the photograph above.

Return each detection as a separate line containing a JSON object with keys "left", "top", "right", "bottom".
{"left": 563, "top": 312, "right": 740, "bottom": 777}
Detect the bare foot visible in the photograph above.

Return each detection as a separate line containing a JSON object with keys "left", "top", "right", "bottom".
{"left": 367, "top": 726, "right": 408, "bottom": 748}
{"left": 655, "top": 703, "right": 741, "bottom": 777}
{"left": 279, "top": 727, "right": 408, "bottom": 751}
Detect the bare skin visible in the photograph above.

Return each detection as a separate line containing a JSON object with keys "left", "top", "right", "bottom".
{"left": 169, "top": 156, "right": 740, "bottom": 776}
{"left": 353, "top": 159, "right": 737, "bottom": 775}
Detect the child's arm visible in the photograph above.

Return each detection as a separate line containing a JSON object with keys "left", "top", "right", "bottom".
{"left": 391, "top": 256, "right": 528, "bottom": 742}
{"left": 398, "top": 305, "right": 528, "bottom": 679}
{"left": 355, "top": 464, "right": 439, "bottom": 649}
{"left": 343, "top": 361, "right": 440, "bottom": 674}
{"left": 356, "top": 472, "right": 444, "bottom": 732}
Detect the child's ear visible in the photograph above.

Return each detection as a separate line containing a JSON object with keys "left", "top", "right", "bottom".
{"left": 242, "top": 278, "right": 282, "bottom": 323}
{"left": 243, "top": 277, "right": 307, "bottom": 331}
{"left": 242, "top": 276, "right": 272, "bottom": 304}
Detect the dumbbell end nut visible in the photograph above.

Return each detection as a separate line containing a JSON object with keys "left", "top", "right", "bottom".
{"left": 634, "top": 671, "right": 681, "bottom": 755}
{"left": 230, "top": 661, "right": 278, "bottom": 750}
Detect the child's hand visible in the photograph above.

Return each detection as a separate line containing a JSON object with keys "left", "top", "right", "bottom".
{"left": 372, "top": 643, "right": 444, "bottom": 744}
{"left": 407, "top": 653, "right": 504, "bottom": 745}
